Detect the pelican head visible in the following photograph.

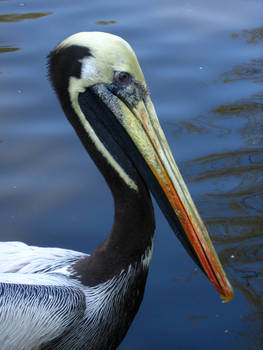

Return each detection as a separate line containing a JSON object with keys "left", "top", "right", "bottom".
{"left": 48, "top": 32, "right": 233, "bottom": 301}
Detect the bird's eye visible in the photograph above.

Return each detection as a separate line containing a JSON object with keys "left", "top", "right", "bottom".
{"left": 114, "top": 71, "right": 132, "bottom": 85}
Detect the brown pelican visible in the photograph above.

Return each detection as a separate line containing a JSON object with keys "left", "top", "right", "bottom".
{"left": 0, "top": 32, "right": 233, "bottom": 350}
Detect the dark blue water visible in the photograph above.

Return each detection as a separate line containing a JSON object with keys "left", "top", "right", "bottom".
{"left": 1, "top": 0, "right": 263, "bottom": 349}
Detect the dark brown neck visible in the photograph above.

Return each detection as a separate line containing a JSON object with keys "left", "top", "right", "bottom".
{"left": 73, "top": 162, "right": 155, "bottom": 286}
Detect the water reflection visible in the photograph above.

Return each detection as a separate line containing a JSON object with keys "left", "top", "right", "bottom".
{"left": 0, "top": 46, "right": 20, "bottom": 54}
{"left": 187, "top": 313, "right": 218, "bottom": 325}
{"left": 232, "top": 26, "right": 263, "bottom": 45}
{"left": 181, "top": 121, "right": 263, "bottom": 346}
{"left": 175, "top": 25, "right": 263, "bottom": 348}
{"left": 219, "top": 59, "right": 263, "bottom": 84}
{"left": 95, "top": 20, "right": 116, "bottom": 25}
{"left": 0, "top": 12, "right": 52, "bottom": 23}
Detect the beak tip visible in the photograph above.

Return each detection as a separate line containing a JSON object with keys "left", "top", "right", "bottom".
{"left": 220, "top": 284, "right": 234, "bottom": 303}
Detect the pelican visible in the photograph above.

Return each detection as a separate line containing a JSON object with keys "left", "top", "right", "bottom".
{"left": 0, "top": 32, "right": 233, "bottom": 350}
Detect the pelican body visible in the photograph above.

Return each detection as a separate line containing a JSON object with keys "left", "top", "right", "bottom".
{"left": 0, "top": 32, "right": 233, "bottom": 350}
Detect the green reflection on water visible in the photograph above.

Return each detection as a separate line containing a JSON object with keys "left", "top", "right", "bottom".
{"left": 0, "top": 46, "right": 20, "bottom": 54}
{"left": 185, "top": 149, "right": 263, "bottom": 183}
{"left": 219, "top": 59, "right": 263, "bottom": 84}
{"left": 232, "top": 26, "right": 263, "bottom": 45}
{"left": 213, "top": 102, "right": 263, "bottom": 116}
{"left": 0, "top": 12, "right": 52, "bottom": 23}
{"left": 95, "top": 20, "right": 116, "bottom": 25}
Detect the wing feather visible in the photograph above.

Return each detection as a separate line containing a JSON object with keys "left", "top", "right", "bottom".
{"left": 0, "top": 281, "right": 86, "bottom": 350}
{"left": 0, "top": 241, "right": 88, "bottom": 274}
{"left": 0, "top": 242, "right": 89, "bottom": 349}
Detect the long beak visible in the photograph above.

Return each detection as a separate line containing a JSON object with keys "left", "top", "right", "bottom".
{"left": 117, "top": 96, "right": 234, "bottom": 302}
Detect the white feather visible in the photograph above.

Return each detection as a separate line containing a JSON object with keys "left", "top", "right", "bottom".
{"left": 0, "top": 280, "right": 86, "bottom": 350}
{"left": 0, "top": 241, "right": 153, "bottom": 349}
{"left": 0, "top": 241, "right": 87, "bottom": 274}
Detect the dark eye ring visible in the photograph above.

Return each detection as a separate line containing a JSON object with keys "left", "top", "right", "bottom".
{"left": 114, "top": 71, "right": 132, "bottom": 85}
